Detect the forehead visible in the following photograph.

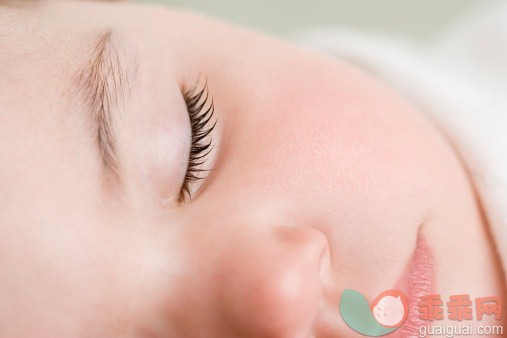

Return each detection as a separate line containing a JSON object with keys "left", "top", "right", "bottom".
{"left": 0, "top": 8, "right": 103, "bottom": 213}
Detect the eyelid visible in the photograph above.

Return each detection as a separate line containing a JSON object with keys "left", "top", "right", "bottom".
{"left": 125, "top": 70, "right": 192, "bottom": 205}
{"left": 130, "top": 109, "right": 191, "bottom": 206}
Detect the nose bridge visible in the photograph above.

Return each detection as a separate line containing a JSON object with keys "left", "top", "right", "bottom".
{"left": 213, "top": 223, "right": 329, "bottom": 337}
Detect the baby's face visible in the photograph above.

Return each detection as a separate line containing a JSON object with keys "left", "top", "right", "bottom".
{"left": 0, "top": 1, "right": 504, "bottom": 337}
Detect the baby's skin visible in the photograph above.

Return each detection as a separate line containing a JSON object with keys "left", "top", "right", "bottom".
{"left": 0, "top": 0, "right": 504, "bottom": 337}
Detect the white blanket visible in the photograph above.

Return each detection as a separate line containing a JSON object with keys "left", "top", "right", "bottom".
{"left": 297, "top": 0, "right": 507, "bottom": 282}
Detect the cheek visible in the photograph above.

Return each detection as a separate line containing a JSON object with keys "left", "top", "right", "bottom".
{"left": 228, "top": 78, "right": 436, "bottom": 223}
{"left": 209, "top": 64, "right": 446, "bottom": 291}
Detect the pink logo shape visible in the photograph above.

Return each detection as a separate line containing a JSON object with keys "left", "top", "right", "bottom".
{"left": 371, "top": 289, "right": 409, "bottom": 328}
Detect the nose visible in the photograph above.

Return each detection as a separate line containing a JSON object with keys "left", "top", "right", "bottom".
{"left": 215, "top": 225, "right": 329, "bottom": 338}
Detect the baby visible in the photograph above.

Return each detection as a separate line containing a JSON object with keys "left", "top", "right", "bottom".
{"left": 0, "top": 0, "right": 504, "bottom": 337}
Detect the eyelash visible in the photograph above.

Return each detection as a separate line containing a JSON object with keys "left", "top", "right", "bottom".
{"left": 179, "top": 81, "right": 216, "bottom": 204}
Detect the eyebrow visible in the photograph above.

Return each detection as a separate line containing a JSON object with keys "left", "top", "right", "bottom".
{"left": 75, "top": 29, "right": 137, "bottom": 191}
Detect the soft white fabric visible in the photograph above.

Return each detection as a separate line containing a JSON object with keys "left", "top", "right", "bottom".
{"left": 296, "top": 0, "right": 507, "bottom": 280}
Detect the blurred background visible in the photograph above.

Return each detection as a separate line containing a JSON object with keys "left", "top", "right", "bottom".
{"left": 146, "top": 0, "right": 484, "bottom": 40}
